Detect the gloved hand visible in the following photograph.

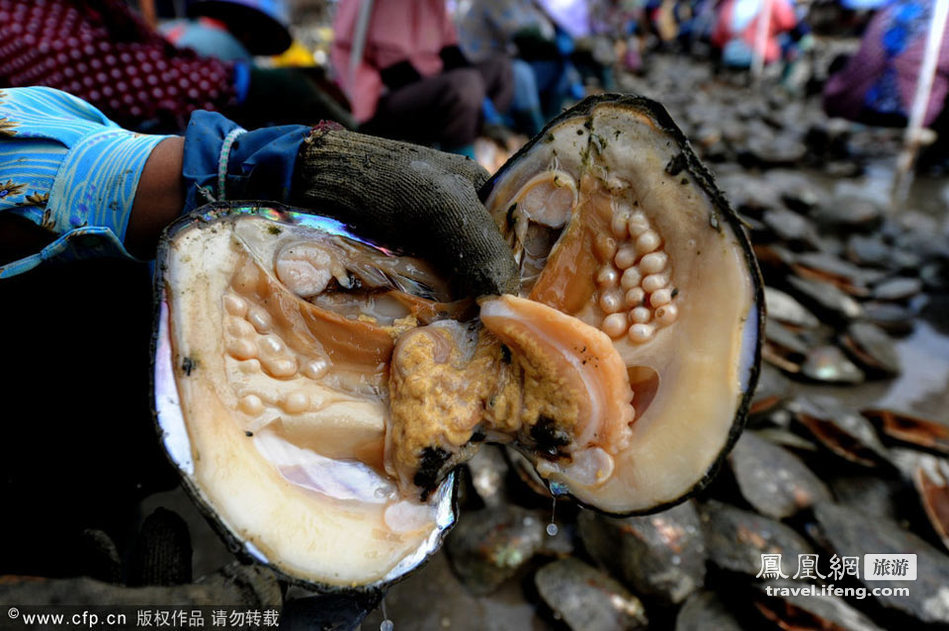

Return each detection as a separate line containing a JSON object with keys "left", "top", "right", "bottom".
{"left": 291, "top": 127, "right": 518, "bottom": 297}
{"left": 182, "top": 115, "right": 518, "bottom": 297}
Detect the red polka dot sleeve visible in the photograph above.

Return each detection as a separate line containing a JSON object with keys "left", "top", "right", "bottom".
{"left": 0, "top": 0, "right": 239, "bottom": 132}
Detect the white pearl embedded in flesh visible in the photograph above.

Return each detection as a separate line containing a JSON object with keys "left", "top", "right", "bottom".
{"left": 614, "top": 245, "right": 638, "bottom": 270}
{"left": 636, "top": 230, "right": 661, "bottom": 254}
{"left": 257, "top": 335, "right": 285, "bottom": 356}
{"left": 650, "top": 287, "right": 673, "bottom": 307}
{"left": 625, "top": 287, "right": 646, "bottom": 308}
{"left": 596, "top": 266, "right": 620, "bottom": 288}
{"left": 628, "top": 323, "right": 655, "bottom": 343}
{"left": 627, "top": 212, "right": 650, "bottom": 237}
{"left": 283, "top": 391, "right": 309, "bottom": 414}
{"left": 642, "top": 273, "right": 668, "bottom": 293}
{"left": 239, "top": 394, "right": 264, "bottom": 416}
{"left": 223, "top": 293, "right": 249, "bottom": 317}
{"left": 599, "top": 289, "right": 624, "bottom": 314}
{"left": 226, "top": 316, "right": 255, "bottom": 339}
{"left": 611, "top": 211, "right": 630, "bottom": 238}
{"left": 655, "top": 303, "right": 679, "bottom": 324}
{"left": 247, "top": 306, "right": 273, "bottom": 333}
{"left": 594, "top": 235, "right": 618, "bottom": 263}
{"left": 630, "top": 306, "right": 651, "bottom": 324}
{"left": 620, "top": 266, "right": 642, "bottom": 290}
{"left": 227, "top": 339, "right": 257, "bottom": 360}
{"left": 263, "top": 357, "right": 297, "bottom": 378}
{"left": 639, "top": 251, "right": 668, "bottom": 275}
{"left": 303, "top": 358, "right": 330, "bottom": 380}
{"left": 601, "top": 313, "right": 628, "bottom": 338}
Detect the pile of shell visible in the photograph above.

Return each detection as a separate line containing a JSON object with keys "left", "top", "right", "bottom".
{"left": 362, "top": 74, "right": 949, "bottom": 630}
{"left": 361, "top": 398, "right": 949, "bottom": 630}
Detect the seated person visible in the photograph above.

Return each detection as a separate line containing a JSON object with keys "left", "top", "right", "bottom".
{"left": 332, "top": 0, "right": 514, "bottom": 156}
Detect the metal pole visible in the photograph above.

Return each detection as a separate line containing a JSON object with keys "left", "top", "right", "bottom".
{"left": 349, "top": 0, "right": 375, "bottom": 94}
{"left": 751, "top": 0, "right": 773, "bottom": 81}
{"left": 892, "top": 0, "right": 949, "bottom": 206}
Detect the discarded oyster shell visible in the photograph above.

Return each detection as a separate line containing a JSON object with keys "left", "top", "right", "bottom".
{"left": 754, "top": 582, "right": 886, "bottom": 631}
{"left": 700, "top": 501, "right": 813, "bottom": 577}
{"left": 577, "top": 501, "right": 706, "bottom": 605}
{"left": 814, "top": 501, "right": 949, "bottom": 625}
{"left": 862, "top": 408, "right": 949, "bottom": 455}
{"left": 534, "top": 558, "right": 648, "bottom": 631}
{"left": 444, "top": 504, "right": 545, "bottom": 595}
{"left": 675, "top": 591, "right": 744, "bottom": 631}
{"left": 479, "top": 94, "right": 763, "bottom": 514}
{"left": 154, "top": 204, "right": 458, "bottom": 589}
{"left": 840, "top": 322, "right": 901, "bottom": 377}
{"left": 789, "top": 397, "right": 889, "bottom": 467}
{"left": 728, "top": 431, "right": 831, "bottom": 519}
{"left": 800, "top": 345, "right": 865, "bottom": 385}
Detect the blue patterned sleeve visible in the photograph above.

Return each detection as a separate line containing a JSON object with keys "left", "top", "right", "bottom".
{"left": 0, "top": 87, "right": 172, "bottom": 278}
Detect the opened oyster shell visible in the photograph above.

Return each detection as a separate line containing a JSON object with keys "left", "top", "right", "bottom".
{"left": 154, "top": 204, "right": 459, "bottom": 590}
{"left": 487, "top": 96, "right": 763, "bottom": 514}
{"left": 153, "top": 95, "right": 762, "bottom": 589}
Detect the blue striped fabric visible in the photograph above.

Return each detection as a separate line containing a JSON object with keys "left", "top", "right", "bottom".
{"left": 0, "top": 87, "right": 171, "bottom": 278}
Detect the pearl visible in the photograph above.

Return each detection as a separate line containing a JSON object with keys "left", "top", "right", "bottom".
{"left": 601, "top": 313, "right": 628, "bottom": 338}
{"left": 593, "top": 235, "right": 617, "bottom": 263}
{"left": 599, "top": 289, "right": 624, "bottom": 314}
{"left": 239, "top": 394, "right": 264, "bottom": 416}
{"left": 627, "top": 212, "right": 650, "bottom": 237}
{"left": 625, "top": 287, "right": 646, "bottom": 308}
{"left": 596, "top": 266, "right": 620, "bottom": 288}
{"left": 650, "top": 287, "right": 673, "bottom": 307}
{"left": 614, "top": 244, "right": 638, "bottom": 270}
{"left": 655, "top": 304, "right": 679, "bottom": 324}
{"left": 620, "top": 266, "right": 642, "bottom": 290}
{"left": 639, "top": 251, "right": 668, "bottom": 275}
{"left": 642, "top": 272, "right": 669, "bottom": 293}
{"left": 628, "top": 323, "right": 655, "bottom": 343}
{"left": 630, "top": 306, "right": 651, "bottom": 324}
{"left": 283, "top": 391, "right": 309, "bottom": 414}
{"left": 223, "top": 293, "right": 248, "bottom": 317}
{"left": 611, "top": 211, "right": 630, "bottom": 238}
{"left": 636, "top": 230, "right": 661, "bottom": 254}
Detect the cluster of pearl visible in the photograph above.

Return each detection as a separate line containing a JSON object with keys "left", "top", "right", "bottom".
{"left": 594, "top": 205, "right": 678, "bottom": 343}
{"left": 222, "top": 289, "right": 330, "bottom": 420}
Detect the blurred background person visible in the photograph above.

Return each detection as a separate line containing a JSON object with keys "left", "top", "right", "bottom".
{"left": 332, "top": 0, "right": 514, "bottom": 158}
{"left": 0, "top": 0, "right": 351, "bottom": 133}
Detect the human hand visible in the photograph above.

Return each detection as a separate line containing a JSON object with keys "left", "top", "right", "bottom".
{"left": 290, "top": 128, "right": 518, "bottom": 297}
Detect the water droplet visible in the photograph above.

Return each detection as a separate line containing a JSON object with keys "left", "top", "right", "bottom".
{"left": 546, "top": 496, "right": 559, "bottom": 536}
{"left": 380, "top": 598, "right": 393, "bottom": 631}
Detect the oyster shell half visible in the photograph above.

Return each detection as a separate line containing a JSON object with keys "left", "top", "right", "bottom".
{"left": 154, "top": 203, "right": 458, "bottom": 590}
{"left": 482, "top": 95, "right": 763, "bottom": 514}
{"left": 384, "top": 95, "right": 763, "bottom": 515}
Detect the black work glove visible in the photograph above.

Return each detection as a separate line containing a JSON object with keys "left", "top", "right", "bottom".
{"left": 290, "top": 127, "right": 518, "bottom": 297}
{"left": 379, "top": 60, "right": 423, "bottom": 91}
{"left": 439, "top": 45, "right": 470, "bottom": 71}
